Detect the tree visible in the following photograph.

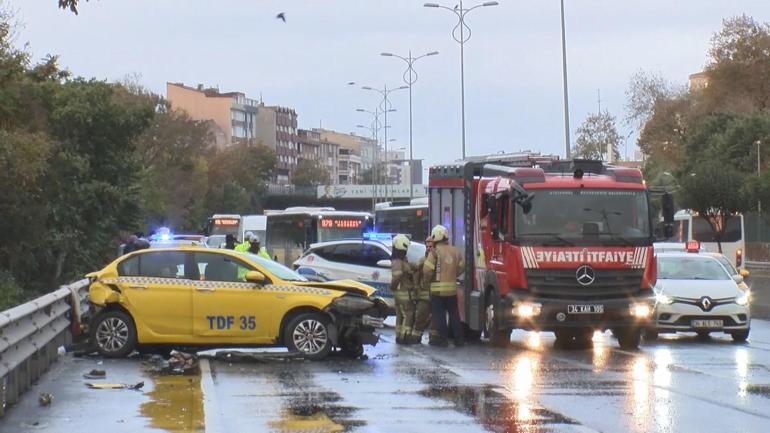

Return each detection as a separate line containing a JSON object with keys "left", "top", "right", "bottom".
{"left": 292, "top": 159, "right": 329, "bottom": 187}
{"left": 573, "top": 111, "right": 621, "bottom": 161}
{"left": 205, "top": 142, "right": 276, "bottom": 215}
{"left": 704, "top": 15, "right": 770, "bottom": 112}
{"left": 678, "top": 161, "right": 753, "bottom": 253}
{"left": 624, "top": 70, "right": 681, "bottom": 129}
{"left": 360, "top": 165, "right": 386, "bottom": 184}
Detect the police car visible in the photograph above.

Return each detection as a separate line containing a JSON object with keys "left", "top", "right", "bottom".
{"left": 648, "top": 241, "right": 751, "bottom": 341}
{"left": 86, "top": 246, "right": 387, "bottom": 359}
{"left": 292, "top": 234, "right": 427, "bottom": 311}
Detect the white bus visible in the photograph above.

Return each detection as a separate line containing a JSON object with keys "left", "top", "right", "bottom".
{"left": 265, "top": 207, "right": 373, "bottom": 265}
{"left": 374, "top": 197, "right": 429, "bottom": 241}
{"left": 673, "top": 210, "right": 746, "bottom": 269}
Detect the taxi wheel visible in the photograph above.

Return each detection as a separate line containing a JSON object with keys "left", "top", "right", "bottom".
{"left": 92, "top": 310, "right": 137, "bottom": 358}
{"left": 284, "top": 313, "right": 332, "bottom": 360}
{"left": 731, "top": 329, "right": 750, "bottom": 342}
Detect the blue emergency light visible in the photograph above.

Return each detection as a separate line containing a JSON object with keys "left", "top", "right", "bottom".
{"left": 363, "top": 232, "right": 395, "bottom": 241}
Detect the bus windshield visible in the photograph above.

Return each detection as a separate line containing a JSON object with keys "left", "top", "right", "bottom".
{"left": 207, "top": 216, "right": 240, "bottom": 236}
{"left": 375, "top": 206, "right": 429, "bottom": 241}
{"left": 515, "top": 189, "right": 651, "bottom": 243}
{"left": 318, "top": 217, "right": 368, "bottom": 242}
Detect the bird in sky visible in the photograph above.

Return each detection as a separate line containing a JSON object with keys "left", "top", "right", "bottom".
{"left": 276, "top": 12, "right": 286, "bottom": 22}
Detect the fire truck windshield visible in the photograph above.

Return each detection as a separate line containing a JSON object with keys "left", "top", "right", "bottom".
{"left": 514, "top": 189, "right": 651, "bottom": 244}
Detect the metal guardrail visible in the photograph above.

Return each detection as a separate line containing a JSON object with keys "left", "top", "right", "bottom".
{"left": 747, "top": 261, "right": 770, "bottom": 271}
{"left": 0, "top": 279, "right": 90, "bottom": 416}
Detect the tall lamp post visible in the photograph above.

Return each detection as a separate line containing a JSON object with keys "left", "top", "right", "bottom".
{"left": 356, "top": 108, "right": 394, "bottom": 207}
{"left": 560, "top": 0, "right": 571, "bottom": 159}
{"left": 424, "top": 1, "right": 498, "bottom": 160}
{"left": 381, "top": 50, "right": 439, "bottom": 198}
{"left": 362, "top": 85, "right": 408, "bottom": 203}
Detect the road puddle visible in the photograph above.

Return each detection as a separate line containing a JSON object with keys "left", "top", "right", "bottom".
{"left": 270, "top": 391, "right": 365, "bottom": 432}
{"left": 419, "top": 385, "right": 578, "bottom": 433}
{"left": 140, "top": 374, "right": 204, "bottom": 432}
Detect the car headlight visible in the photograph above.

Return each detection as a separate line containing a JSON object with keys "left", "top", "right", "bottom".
{"left": 655, "top": 293, "right": 673, "bottom": 305}
{"left": 735, "top": 290, "right": 751, "bottom": 306}
{"left": 331, "top": 295, "right": 375, "bottom": 311}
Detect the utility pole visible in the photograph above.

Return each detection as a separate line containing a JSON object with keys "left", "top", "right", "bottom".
{"left": 560, "top": 0, "right": 571, "bottom": 160}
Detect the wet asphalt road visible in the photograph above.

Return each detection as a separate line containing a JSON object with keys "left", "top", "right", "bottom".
{"left": 4, "top": 321, "right": 770, "bottom": 433}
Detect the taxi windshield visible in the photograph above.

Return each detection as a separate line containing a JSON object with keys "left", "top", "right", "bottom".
{"left": 657, "top": 257, "right": 731, "bottom": 280}
{"left": 248, "top": 254, "right": 308, "bottom": 282}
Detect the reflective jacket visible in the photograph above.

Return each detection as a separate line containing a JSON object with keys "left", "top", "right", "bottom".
{"left": 390, "top": 258, "right": 415, "bottom": 301}
{"left": 414, "top": 257, "right": 431, "bottom": 301}
{"left": 423, "top": 242, "right": 464, "bottom": 296}
{"left": 235, "top": 242, "right": 271, "bottom": 260}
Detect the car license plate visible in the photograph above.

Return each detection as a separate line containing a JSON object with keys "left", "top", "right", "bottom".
{"left": 691, "top": 319, "right": 723, "bottom": 328}
{"left": 567, "top": 304, "right": 604, "bottom": 314}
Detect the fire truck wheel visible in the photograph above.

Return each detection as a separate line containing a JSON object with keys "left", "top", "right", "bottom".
{"left": 617, "top": 327, "right": 642, "bottom": 350}
{"left": 483, "top": 291, "right": 510, "bottom": 347}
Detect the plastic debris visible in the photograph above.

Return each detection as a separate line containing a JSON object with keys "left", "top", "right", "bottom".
{"left": 38, "top": 393, "right": 53, "bottom": 406}
{"left": 85, "top": 381, "right": 144, "bottom": 390}
{"left": 83, "top": 369, "right": 106, "bottom": 379}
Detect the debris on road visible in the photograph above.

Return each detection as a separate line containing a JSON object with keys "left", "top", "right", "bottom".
{"left": 168, "top": 350, "right": 198, "bottom": 372}
{"left": 199, "top": 350, "right": 306, "bottom": 363}
{"left": 85, "top": 381, "right": 144, "bottom": 390}
{"left": 83, "top": 369, "right": 106, "bottom": 379}
{"left": 38, "top": 393, "right": 53, "bottom": 406}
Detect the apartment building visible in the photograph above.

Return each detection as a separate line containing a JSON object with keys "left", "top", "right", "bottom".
{"left": 297, "top": 128, "right": 338, "bottom": 185}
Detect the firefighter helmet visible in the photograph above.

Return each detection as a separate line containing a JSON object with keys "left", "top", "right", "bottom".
{"left": 392, "top": 234, "right": 411, "bottom": 251}
{"left": 430, "top": 225, "right": 449, "bottom": 242}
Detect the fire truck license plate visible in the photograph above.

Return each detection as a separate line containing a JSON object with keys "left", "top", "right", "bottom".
{"left": 567, "top": 304, "right": 604, "bottom": 314}
{"left": 691, "top": 319, "right": 723, "bottom": 328}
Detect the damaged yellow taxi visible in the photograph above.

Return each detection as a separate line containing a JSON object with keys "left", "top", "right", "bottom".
{"left": 86, "top": 247, "right": 387, "bottom": 359}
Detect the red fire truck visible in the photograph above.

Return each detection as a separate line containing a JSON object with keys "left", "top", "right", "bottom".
{"left": 429, "top": 157, "right": 662, "bottom": 349}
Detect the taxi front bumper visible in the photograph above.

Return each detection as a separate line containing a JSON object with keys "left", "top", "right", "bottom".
{"left": 652, "top": 302, "right": 750, "bottom": 332}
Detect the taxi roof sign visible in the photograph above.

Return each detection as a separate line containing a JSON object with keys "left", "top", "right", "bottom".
{"left": 686, "top": 240, "right": 700, "bottom": 253}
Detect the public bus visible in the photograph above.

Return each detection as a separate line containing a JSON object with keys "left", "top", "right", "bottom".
{"left": 374, "top": 197, "right": 429, "bottom": 241}
{"left": 265, "top": 207, "right": 373, "bottom": 265}
{"left": 673, "top": 210, "right": 746, "bottom": 269}
{"left": 204, "top": 214, "right": 241, "bottom": 237}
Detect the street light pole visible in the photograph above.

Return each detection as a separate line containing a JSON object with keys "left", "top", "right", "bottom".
{"left": 757, "top": 140, "right": 762, "bottom": 216}
{"left": 381, "top": 50, "right": 439, "bottom": 199}
{"left": 362, "top": 84, "right": 407, "bottom": 203}
{"left": 424, "top": 1, "right": 498, "bottom": 160}
{"left": 560, "top": 0, "right": 571, "bottom": 159}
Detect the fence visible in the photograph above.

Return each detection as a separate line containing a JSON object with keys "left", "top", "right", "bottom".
{"left": 0, "top": 279, "right": 89, "bottom": 416}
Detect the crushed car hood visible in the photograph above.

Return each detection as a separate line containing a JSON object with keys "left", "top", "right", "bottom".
{"left": 292, "top": 280, "right": 376, "bottom": 297}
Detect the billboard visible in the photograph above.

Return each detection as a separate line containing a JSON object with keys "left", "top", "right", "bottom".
{"left": 317, "top": 184, "right": 427, "bottom": 199}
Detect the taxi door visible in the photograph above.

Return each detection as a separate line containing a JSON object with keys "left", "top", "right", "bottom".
{"left": 115, "top": 251, "right": 193, "bottom": 340}
{"left": 191, "top": 252, "right": 274, "bottom": 343}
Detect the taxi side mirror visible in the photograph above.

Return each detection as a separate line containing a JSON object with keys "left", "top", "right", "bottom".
{"left": 245, "top": 271, "right": 266, "bottom": 283}
{"left": 732, "top": 274, "right": 744, "bottom": 285}
{"left": 740, "top": 268, "right": 750, "bottom": 278}
{"left": 376, "top": 259, "right": 392, "bottom": 268}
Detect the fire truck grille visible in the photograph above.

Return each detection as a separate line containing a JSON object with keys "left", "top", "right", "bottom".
{"left": 525, "top": 269, "right": 644, "bottom": 300}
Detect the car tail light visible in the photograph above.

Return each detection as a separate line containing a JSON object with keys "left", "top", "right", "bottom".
{"left": 641, "top": 247, "right": 656, "bottom": 290}
{"left": 736, "top": 248, "right": 743, "bottom": 268}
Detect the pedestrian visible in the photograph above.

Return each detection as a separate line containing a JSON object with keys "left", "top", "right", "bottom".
{"left": 423, "top": 225, "right": 465, "bottom": 347}
{"left": 408, "top": 236, "right": 434, "bottom": 344}
{"left": 390, "top": 234, "right": 416, "bottom": 345}
{"left": 224, "top": 234, "right": 238, "bottom": 250}
{"left": 236, "top": 232, "right": 271, "bottom": 260}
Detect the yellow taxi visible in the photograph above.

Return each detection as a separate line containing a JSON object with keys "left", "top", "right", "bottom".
{"left": 86, "top": 246, "right": 387, "bottom": 359}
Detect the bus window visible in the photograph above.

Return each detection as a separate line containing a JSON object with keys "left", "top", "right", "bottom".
{"left": 692, "top": 218, "right": 742, "bottom": 242}
{"left": 318, "top": 217, "right": 366, "bottom": 242}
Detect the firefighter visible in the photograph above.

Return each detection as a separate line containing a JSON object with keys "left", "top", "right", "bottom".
{"left": 390, "top": 234, "right": 415, "bottom": 345}
{"left": 408, "top": 236, "right": 434, "bottom": 345}
{"left": 423, "top": 225, "right": 465, "bottom": 347}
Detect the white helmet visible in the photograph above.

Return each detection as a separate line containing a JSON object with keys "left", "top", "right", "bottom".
{"left": 431, "top": 225, "right": 449, "bottom": 243}
{"left": 245, "top": 232, "right": 260, "bottom": 242}
{"left": 392, "top": 234, "right": 411, "bottom": 251}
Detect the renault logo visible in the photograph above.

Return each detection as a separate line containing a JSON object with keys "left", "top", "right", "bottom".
{"left": 699, "top": 296, "right": 713, "bottom": 311}
{"left": 576, "top": 265, "right": 596, "bottom": 286}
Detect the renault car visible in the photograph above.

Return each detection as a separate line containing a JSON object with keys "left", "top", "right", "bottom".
{"left": 648, "top": 244, "right": 750, "bottom": 342}
{"left": 86, "top": 247, "right": 387, "bottom": 359}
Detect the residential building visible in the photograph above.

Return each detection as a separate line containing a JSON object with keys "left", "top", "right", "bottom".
{"left": 257, "top": 105, "right": 298, "bottom": 183}
{"left": 166, "top": 82, "right": 259, "bottom": 148}
{"left": 297, "top": 128, "right": 338, "bottom": 185}
{"left": 315, "top": 128, "right": 379, "bottom": 172}
{"left": 689, "top": 71, "right": 709, "bottom": 91}
{"left": 338, "top": 148, "right": 362, "bottom": 184}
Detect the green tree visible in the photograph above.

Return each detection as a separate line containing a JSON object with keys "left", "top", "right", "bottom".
{"left": 292, "top": 159, "right": 329, "bottom": 187}
{"left": 678, "top": 161, "right": 752, "bottom": 252}
{"left": 573, "top": 111, "right": 621, "bottom": 161}
{"left": 205, "top": 142, "right": 276, "bottom": 215}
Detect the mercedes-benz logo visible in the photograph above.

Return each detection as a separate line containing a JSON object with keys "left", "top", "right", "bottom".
{"left": 576, "top": 265, "right": 596, "bottom": 286}
{"left": 699, "top": 296, "right": 713, "bottom": 311}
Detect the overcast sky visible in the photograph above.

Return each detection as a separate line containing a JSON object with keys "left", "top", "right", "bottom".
{"left": 8, "top": 1, "right": 770, "bottom": 168}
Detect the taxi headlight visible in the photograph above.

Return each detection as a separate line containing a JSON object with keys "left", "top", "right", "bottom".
{"left": 655, "top": 293, "right": 674, "bottom": 305}
{"left": 735, "top": 290, "right": 751, "bottom": 306}
{"left": 331, "top": 296, "right": 375, "bottom": 311}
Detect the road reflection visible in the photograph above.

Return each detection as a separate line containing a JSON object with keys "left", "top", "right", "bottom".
{"left": 736, "top": 348, "right": 749, "bottom": 398}
{"left": 140, "top": 374, "right": 204, "bottom": 433}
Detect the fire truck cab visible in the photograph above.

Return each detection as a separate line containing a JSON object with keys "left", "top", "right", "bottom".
{"left": 429, "top": 157, "right": 657, "bottom": 349}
